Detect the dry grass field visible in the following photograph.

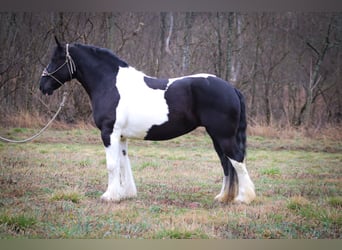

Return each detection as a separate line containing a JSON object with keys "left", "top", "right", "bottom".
{"left": 0, "top": 126, "right": 341, "bottom": 239}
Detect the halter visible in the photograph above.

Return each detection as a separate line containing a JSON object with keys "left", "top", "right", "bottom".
{"left": 41, "top": 44, "right": 76, "bottom": 86}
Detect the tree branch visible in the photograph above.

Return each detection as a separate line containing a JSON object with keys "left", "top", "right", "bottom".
{"left": 165, "top": 12, "right": 173, "bottom": 55}
{"left": 306, "top": 42, "right": 320, "bottom": 57}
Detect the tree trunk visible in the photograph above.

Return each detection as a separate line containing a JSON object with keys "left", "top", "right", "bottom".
{"left": 182, "top": 12, "right": 194, "bottom": 74}
{"left": 299, "top": 18, "right": 334, "bottom": 127}
{"left": 214, "top": 12, "right": 223, "bottom": 77}
{"left": 250, "top": 33, "right": 261, "bottom": 119}
{"left": 264, "top": 81, "right": 271, "bottom": 125}
{"left": 225, "top": 12, "right": 234, "bottom": 82}
{"left": 105, "top": 13, "right": 116, "bottom": 51}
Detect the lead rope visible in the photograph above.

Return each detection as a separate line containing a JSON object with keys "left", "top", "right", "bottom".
{"left": 0, "top": 92, "right": 67, "bottom": 143}
{"left": 1, "top": 44, "right": 75, "bottom": 143}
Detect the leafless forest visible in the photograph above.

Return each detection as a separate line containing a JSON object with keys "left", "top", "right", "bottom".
{"left": 0, "top": 12, "right": 341, "bottom": 129}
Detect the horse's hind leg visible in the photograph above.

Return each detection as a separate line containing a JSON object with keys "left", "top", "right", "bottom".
{"left": 228, "top": 157, "right": 255, "bottom": 204}
{"left": 217, "top": 136, "right": 255, "bottom": 204}
{"left": 209, "top": 134, "right": 255, "bottom": 204}
{"left": 211, "top": 138, "right": 238, "bottom": 203}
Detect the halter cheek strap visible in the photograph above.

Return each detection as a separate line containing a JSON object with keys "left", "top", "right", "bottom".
{"left": 42, "top": 43, "right": 76, "bottom": 86}
{"left": 66, "top": 44, "right": 76, "bottom": 75}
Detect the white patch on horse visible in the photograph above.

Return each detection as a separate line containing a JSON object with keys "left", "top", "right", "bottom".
{"left": 115, "top": 66, "right": 170, "bottom": 139}
{"left": 166, "top": 73, "right": 216, "bottom": 90}
{"left": 101, "top": 131, "right": 137, "bottom": 202}
{"left": 101, "top": 132, "right": 121, "bottom": 201}
{"left": 215, "top": 175, "right": 230, "bottom": 202}
{"left": 229, "top": 158, "right": 256, "bottom": 204}
{"left": 119, "top": 138, "right": 137, "bottom": 198}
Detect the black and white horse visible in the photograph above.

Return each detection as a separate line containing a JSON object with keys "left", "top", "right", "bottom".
{"left": 39, "top": 37, "right": 256, "bottom": 204}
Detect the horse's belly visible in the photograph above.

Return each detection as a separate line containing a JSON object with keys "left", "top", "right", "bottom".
{"left": 115, "top": 94, "right": 170, "bottom": 139}
{"left": 120, "top": 113, "right": 168, "bottom": 139}
{"left": 144, "top": 122, "right": 198, "bottom": 141}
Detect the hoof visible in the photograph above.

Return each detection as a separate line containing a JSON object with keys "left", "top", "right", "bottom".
{"left": 233, "top": 189, "right": 256, "bottom": 204}
{"left": 100, "top": 190, "right": 137, "bottom": 202}
{"left": 124, "top": 188, "right": 137, "bottom": 200}
{"left": 214, "top": 193, "right": 232, "bottom": 203}
{"left": 215, "top": 194, "right": 225, "bottom": 203}
{"left": 100, "top": 191, "right": 121, "bottom": 202}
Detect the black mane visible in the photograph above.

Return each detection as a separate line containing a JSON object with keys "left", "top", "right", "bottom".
{"left": 74, "top": 43, "right": 129, "bottom": 68}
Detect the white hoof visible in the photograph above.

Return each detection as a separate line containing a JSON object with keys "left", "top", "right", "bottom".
{"left": 215, "top": 175, "right": 237, "bottom": 203}
{"left": 215, "top": 193, "right": 228, "bottom": 203}
{"left": 231, "top": 180, "right": 256, "bottom": 204}
{"left": 123, "top": 184, "right": 137, "bottom": 199}
{"left": 233, "top": 190, "right": 256, "bottom": 204}
{"left": 100, "top": 191, "right": 121, "bottom": 202}
{"left": 126, "top": 190, "right": 137, "bottom": 199}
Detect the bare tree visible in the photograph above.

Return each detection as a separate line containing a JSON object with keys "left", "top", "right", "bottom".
{"left": 0, "top": 12, "right": 340, "bottom": 128}
{"left": 182, "top": 12, "right": 194, "bottom": 74}
{"left": 298, "top": 15, "right": 339, "bottom": 127}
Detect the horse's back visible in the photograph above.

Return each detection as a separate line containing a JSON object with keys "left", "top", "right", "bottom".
{"left": 191, "top": 76, "right": 240, "bottom": 110}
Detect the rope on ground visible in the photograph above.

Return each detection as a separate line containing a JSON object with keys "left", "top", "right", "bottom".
{"left": 0, "top": 92, "right": 67, "bottom": 143}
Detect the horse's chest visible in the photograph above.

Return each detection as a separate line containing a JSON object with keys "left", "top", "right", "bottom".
{"left": 114, "top": 71, "right": 169, "bottom": 139}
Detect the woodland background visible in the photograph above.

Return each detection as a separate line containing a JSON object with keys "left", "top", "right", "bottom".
{"left": 0, "top": 12, "right": 341, "bottom": 129}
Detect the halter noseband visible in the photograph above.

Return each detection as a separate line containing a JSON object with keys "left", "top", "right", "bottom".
{"left": 42, "top": 44, "right": 76, "bottom": 86}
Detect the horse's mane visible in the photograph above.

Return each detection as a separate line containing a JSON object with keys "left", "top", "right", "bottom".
{"left": 74, "top": 43, "right": 129, "bottom": 68}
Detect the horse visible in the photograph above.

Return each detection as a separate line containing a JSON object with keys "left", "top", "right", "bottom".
{"left": 39, "top": 37, "right": 256, "bottom": 204}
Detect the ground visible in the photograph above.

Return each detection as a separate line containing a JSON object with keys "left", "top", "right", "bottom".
{"left": 0, "top": 127, "right": 341, "bottom": 239}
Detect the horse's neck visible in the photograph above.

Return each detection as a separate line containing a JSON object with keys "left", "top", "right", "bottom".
{"left": 72, "top": 48, "right": 120, "bottom": 99}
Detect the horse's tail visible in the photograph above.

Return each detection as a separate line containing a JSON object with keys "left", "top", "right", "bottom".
{"left": 234, "top": 88, "right": 247, "bottom": 161}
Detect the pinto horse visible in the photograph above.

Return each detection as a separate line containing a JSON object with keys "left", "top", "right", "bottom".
{"left": 39, "top": 37, "right": 256, "bottom": 204}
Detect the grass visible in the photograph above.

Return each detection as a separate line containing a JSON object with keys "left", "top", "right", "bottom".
{"left": 0, "top": 127, "right": 341, "bottom": 239}
{"left": 50, "top": 191, "right": 83, "bottom": 203}
{"left": 0, "top": 214, "right": 37, "bottom": 233}
{"left": 328, "top": 196, "right": 342, "bottom": 208}
{"left": 153, "top": 229, "right": 210, "bottom": 239}
{"left": 260, "top": 167, "right": 281, "bottom": 177}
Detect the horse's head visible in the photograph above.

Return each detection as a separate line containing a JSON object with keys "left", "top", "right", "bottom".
{"left": 39, "top": 37, "right": 76, "bottom": 95}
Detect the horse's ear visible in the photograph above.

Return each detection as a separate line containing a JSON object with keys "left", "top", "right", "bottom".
{"left": 54, "top": 36, "right": 62, "bottom": 48}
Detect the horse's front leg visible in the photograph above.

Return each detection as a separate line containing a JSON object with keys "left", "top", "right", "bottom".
{"left": 119, "top": 139, "right": 137, "bottom": 199}
{"left": 101, "top": 130, "right": 122, "bottom": 202}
